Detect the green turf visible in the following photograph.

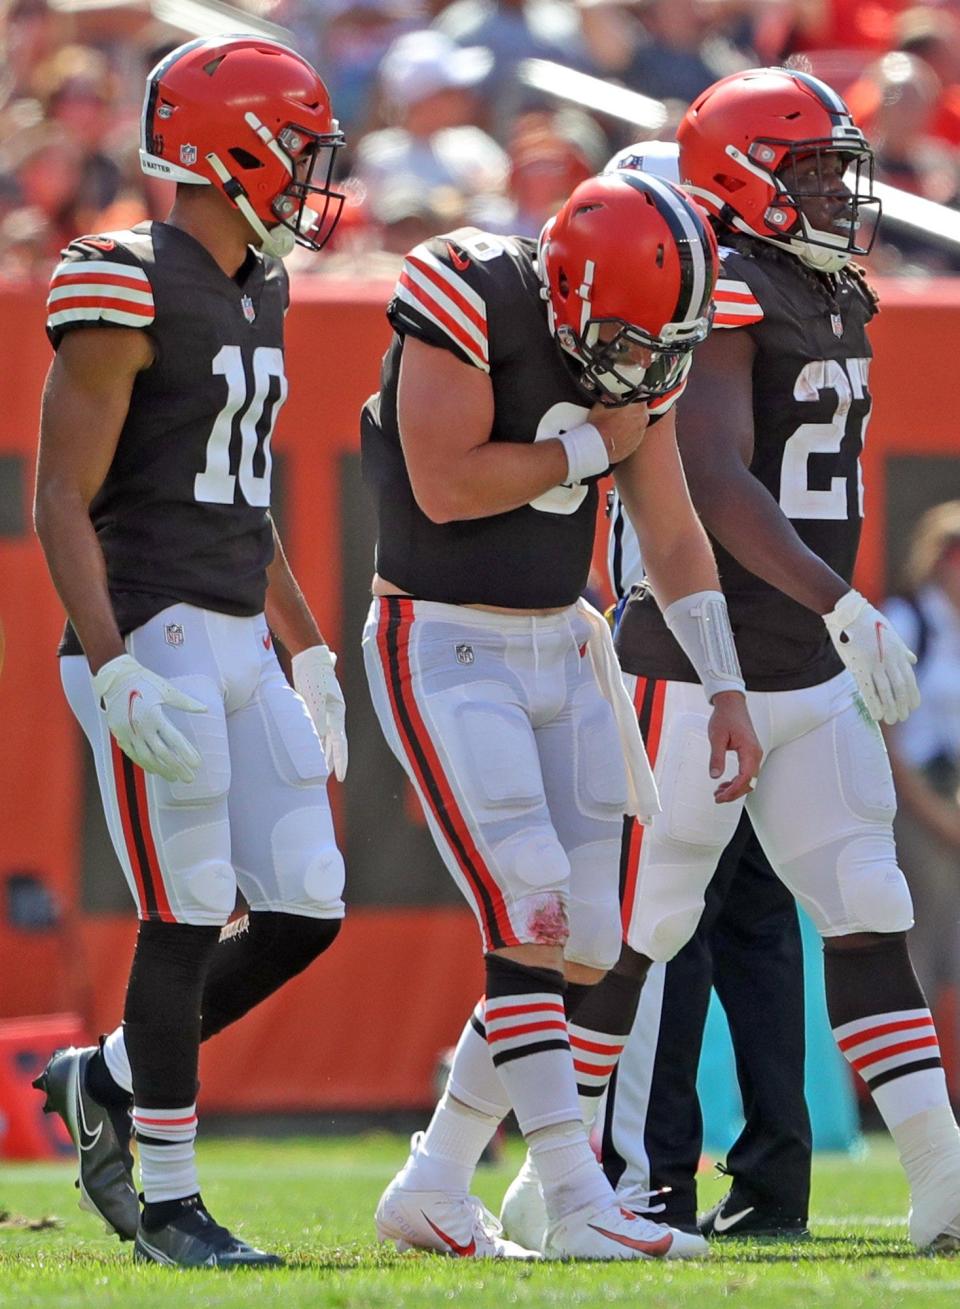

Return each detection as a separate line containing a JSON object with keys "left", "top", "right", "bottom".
{"left": 1, "top": 1134, "right": 958, "bottom": 1308}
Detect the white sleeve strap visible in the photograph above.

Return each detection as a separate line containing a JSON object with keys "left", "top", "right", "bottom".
{"left": 662, "top": 589, "right": 746, "bottom": 702}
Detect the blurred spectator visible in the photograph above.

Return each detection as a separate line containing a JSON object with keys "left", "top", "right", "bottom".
{"left": 353, "top": 30, "right": 508, "bottom": 216}
{"left": 0, "top": 122, "right": 86, "bottom": 258}
{"left": 848, "top": 51, "right": 960, "bottom": 193}
{"left": 313, "top": 0, "right": 416, "bottom": 135}
{"left": 482, "top": 107, "right": 603, "bottom": 234}
{"left": 34, "top": 45, "right": 124, "bottom": 217}
{"left": 434, "top": 0, "right": 593, "bottom": 129}
{"left": 895, "top": 5, "right": 960, "bottom": 149}
{"left": 885, "top": 501, "right": 960, "bottom": 1100}
{"left": 579, "top": 0, "right": 752, "bottom": 104}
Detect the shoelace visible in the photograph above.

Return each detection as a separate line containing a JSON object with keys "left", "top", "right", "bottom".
{"left": 616, "top": 1183, "right": 672, "bottom": 1217}
{"left": 466, "top": 1196, "right": 506, "bottom": 1239}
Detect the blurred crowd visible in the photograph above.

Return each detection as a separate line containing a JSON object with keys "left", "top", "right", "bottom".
{"left": 5, "top": 0, "right": 960, "bottom": 277}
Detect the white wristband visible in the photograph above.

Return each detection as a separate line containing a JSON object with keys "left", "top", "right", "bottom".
{"left": 557, "top": 422, "right": 609, "bottom": 484}
{"left": 663, "top": 589, "right": 746, "bottom": 702}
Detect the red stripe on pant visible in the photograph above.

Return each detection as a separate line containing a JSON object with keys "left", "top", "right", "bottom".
{"left": 376, "top": 598, "right": 519, "bottom": 949}
{"left": 110, "top": 738, "right": 176, "bottom": 922}
{"left": 620, "top": 677, "right": 666, "bottom": 935}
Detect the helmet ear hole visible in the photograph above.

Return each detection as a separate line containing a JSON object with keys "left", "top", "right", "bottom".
{"left": 716, "top": 173, "right": 745, "bottom": 194}
{"left": 229, "top": 147, "right": 264, "bottom": 170}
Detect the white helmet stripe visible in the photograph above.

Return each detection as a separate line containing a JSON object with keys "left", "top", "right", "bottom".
{"left": 633, "top": 171, "right": 708, "bottom": 324}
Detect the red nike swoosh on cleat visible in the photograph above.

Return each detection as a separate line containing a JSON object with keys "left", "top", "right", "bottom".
{"left": 127, "top": 689, "right": 142, "bottom": 728}
{"left": 446, "top": 241, "right": 470, "bottom": 271}
{"left": 421, "top": 1212, "right": 477, "bottom": 1257}
{"left": 587, "top": 1222, "right": 673, "bottom": 1256}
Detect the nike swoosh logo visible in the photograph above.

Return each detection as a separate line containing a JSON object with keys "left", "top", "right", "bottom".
{"left": 421, "top": 1212, "right": 476, "bottom": 1257}
{"left": 446, "top": 241, "right": 470, "bottom": 272}
{"left": 713, "top": 1205, "right": 754, "bottom": 1233}
{"left": 875, "top": 620, "right": 885, "bottom": 661}
{"left": 587, "top": 1222, "right": 673, "bottom": 1256}
{"left": 81, "top": 237, "right": 116, "bottom": 251}
{"left": 76, "top": 1085, "right": 103, "bottom": 1152}
{"left": 262, "top": 632, "right": 272, "bottom": 650}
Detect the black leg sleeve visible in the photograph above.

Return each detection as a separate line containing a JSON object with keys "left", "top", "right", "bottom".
{"left": 200, "top": 912, "right": 341, "bottom": 1041}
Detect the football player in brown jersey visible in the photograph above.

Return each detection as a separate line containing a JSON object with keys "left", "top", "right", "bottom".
{"left": 33, "top": 36, "right": 348, "bottom": 1267}
{"left": 511, "top": 69, "right": 959, "bottom": 1256}
{"left": 361, "top": 169, "right": 762, "bottom": 1259}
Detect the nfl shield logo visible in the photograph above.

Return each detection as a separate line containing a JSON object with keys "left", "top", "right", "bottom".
{"left": 164, "top": 623, "right": 185, "bottom": 647}
{"left": 831, "top": 312, "right": 843, "bottom": 338}
{"left": 241, "top": 295, "right": 256, "bottom": 324}
{"left": 179, "top": 143, "right": 197, "bottom": 165}
{"left": 455, "top": 644, "right": 475, "bottom": 665}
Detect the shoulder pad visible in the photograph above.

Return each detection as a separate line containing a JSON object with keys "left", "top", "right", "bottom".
{"left": 47, "top": 234, "right": 155, "bottom": 336}
{"left": 388, "top": 230, "right": 522, "bottom": 373}
{"left": 713, "top": 247, "right": 764, "bottom": 330}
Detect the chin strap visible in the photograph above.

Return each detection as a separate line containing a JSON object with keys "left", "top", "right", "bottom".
{"left": 205, "top": 150, "right": 295, "bottom": 257}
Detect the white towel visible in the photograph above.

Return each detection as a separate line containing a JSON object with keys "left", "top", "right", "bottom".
{"left": 576, "top": 597, "right": 661, "bottom": 824}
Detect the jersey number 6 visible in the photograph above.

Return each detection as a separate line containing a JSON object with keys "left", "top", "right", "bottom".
{"left": 195, "top": 345, "right": 288, "bottom": 507}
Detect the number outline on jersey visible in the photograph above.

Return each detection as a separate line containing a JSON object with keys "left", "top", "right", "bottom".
{"left": 779, "top": 358, "right": 870, "bottom": 521}
{"left": 530, "top": 402, "right": 592, "bottom": 516}
{"left": 194, "top": 345, "right": 286, "bottom": 507}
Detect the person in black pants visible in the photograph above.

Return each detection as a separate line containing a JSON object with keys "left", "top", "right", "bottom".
{"left": 601, "top": 809, "right": 811, "bottom": 1236}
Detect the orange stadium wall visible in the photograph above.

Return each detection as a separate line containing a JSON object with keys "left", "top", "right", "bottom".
{"left": 2, "top": 277, "right": 960, "bottom": 1115}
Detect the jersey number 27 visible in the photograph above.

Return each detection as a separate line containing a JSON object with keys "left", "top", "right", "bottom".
{"left": 779, "top": 357, "right": 870, "bottom": 521}
{"left": 195, "top": 345, "right": 287, "bottom": 507}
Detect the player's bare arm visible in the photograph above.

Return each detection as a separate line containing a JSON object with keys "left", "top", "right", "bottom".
{"left": 396, "top": 337, "right": 647, "bottom": 523}
{"left": 265, "top": 520, "right": 325, "bottom": 655}
{"left": 34, "top": 325, "right": 153, "bottom": 674}
{"left": 614, "top": 408, "right": 762, "bottom": 802}
{"left": 676, "top": 327, "right": 849, "bottom": 615}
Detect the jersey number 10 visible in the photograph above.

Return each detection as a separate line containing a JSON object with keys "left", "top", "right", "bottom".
{"left": 195, "top": 345, "right": 288, "bottom": 507}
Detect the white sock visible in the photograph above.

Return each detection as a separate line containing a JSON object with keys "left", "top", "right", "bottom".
{"left": 528, "top": 1121, "right": 613, "bottom": 1223}
{"left": 833, "top": 1008, "right": 947, "bottom": 1130}
{"left": 102, "top": 1026, "right": 132, "bottom": 1095}
{"left": 133, "top": 1104, "right": 199, "bottom": 1204}
{"left": 401, "top": 1091, "right": 501, "bottom": 1196}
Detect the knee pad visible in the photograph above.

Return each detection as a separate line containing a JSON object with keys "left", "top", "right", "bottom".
{"left": 270, "top": 807, "right": 346, "bottom": 913}
{"left": 643, "top": 902, "right": 707, "bottom": 963}
{"left": 837, "top": 837, "right": 914, "bottom": 935}
{"left": 177, "top": 858, "right": 237, "bottom": 924}
{"left": 494, "top": 825, "right": 571, "bottom": 895}
{"left": 564, "top": 896, "right": 621, "bottom": 971}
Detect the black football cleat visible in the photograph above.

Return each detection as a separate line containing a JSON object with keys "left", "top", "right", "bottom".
{"left": 33, "top": 1045, "right": 138, "bottom": 1240}
{"left": 134, "top": 1195, "right": 284, "bottom": 1268}
{"left": 698, "top": 1190, "right": 810, "bottom": 1240}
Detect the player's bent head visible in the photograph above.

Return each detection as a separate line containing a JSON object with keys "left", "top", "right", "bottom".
{"left": 677, "top": 66, "right": 880, "bottom": 274}
{"left": 140, "top": 35, "right": 346, "bottom": 259}
{"left": 538, "top": 170, "right": 718, "bottom": 407}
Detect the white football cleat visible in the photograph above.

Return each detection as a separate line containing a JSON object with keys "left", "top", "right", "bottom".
{"left": 376, "top": 1177, "right": 540, "bottom": 1259}
{"left": 543, "top": 1201, "right": 709, "bottom": 1261}
{"left": 499, "top": 1152, "right": 547, "bottom": 1253}
{"left": 908, "top": 1153, "right": 960, "bottom": 1251}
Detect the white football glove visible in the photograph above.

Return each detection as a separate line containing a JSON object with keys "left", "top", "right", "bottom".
{"left": 823, "top": 589, "right": 921, "bottom": 725}
{"left": 291, "top": 644, "right": 348, "bottom": 781}
{"left": 92, "top": 653, "right": 206, "bottom": 784}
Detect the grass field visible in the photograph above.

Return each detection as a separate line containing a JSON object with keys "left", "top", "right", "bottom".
{"left": 2, "top": 1134, "right": 960, "bottom": 1308}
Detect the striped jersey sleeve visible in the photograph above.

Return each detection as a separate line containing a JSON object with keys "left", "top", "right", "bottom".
{"left": 388, "top": 237, "right": 490, "bottom": 373}
{"left": 46, "top": 238, "right": 155, "bottom": 344}
{"left": 647, "top": 354, "right": 692, "bottom": 417}
{"left": 712, "top": 274, "right": 764, "bottom": 330}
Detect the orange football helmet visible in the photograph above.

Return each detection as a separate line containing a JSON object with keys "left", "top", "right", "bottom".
{"left": 140, "top": 35, "right": 345, "bottom": 257}
{"left": 539, "top": 171, "right": 718, "bottom": 405}
{"left": 678, "top": 67, "right": 879, "bottom": 273}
